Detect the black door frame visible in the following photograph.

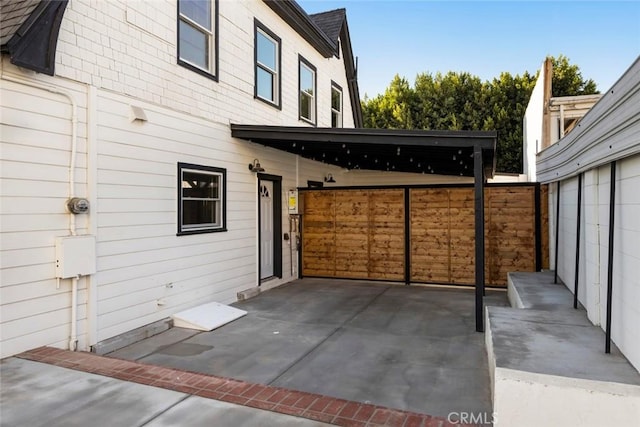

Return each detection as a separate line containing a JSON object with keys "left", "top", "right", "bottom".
{"left": 257, "top": 173, "right": 282, "bottom": 284}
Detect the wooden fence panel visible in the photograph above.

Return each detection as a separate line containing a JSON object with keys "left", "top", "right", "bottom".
{"left": 301, "top": 191, "right": 335, "bottom": 277}
{"left": 411, "top": 188, "right": 451, "bottom": 283}
{"left": 484, "top": 186, "right": 536, "bottom": 286}
{"left": 303, "top": 185, "right": 546, "bottom": 286}
{"left": 335, "top": 190, "right": 369, "bottom": 279}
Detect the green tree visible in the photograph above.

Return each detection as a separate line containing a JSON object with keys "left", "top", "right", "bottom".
{"left": 360, "top": 56, "right": 598, "bottom": 174}
{"left": 484, "top": 71, "right": 536, "bottom": 172}
{"left": 414, "top": 71, "right": 487, "bottom": 131}
{"left": 362, "top": 75, "right": 415, "bottom": 129}
{"left": 551, "top": 54, "right": 599, "bottom": 97}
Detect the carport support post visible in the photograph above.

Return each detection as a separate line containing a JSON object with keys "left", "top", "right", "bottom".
{"left": 474, "top": 145, "right": 485, "bottom": 332}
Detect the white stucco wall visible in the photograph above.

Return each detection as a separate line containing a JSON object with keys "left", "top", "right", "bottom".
{"left": 523, "top": 61, "right": 545, "bottom": 182}
{"left": 0, "top": 0, "right": 357, "bottom": 357}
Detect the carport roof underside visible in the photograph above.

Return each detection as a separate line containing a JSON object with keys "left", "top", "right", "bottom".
{"left": 230, "top": 125, "right": 497, "bottom": 179}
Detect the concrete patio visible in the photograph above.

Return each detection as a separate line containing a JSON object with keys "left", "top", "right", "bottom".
{"left": 107, "top": 279, "right": 509, "bottom": 419}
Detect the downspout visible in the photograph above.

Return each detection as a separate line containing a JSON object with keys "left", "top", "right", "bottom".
{"left": 605, "top": 162, "right": 617, "bottom": 353}
{"left": 574, "top": 174, "right": 583, "bottom": 309}
{"left": 559, "top": 104, "right": 565, "bottom": 138}
{"left": 1, "top": 72, "right": 80, "bottom": 350}
{"left": 554, "top": 181, "right": 561, "bottom": 283}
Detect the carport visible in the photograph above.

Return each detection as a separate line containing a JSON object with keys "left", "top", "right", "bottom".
{"left": 231, "top": 125, "right": 497, "bottom": 332}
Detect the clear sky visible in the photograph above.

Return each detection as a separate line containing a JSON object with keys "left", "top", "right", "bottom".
{"left": 298, "top": 0, "right": 640, "bottom": 98}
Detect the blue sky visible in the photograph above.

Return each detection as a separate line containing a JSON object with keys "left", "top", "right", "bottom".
{"left": 298, "top": 0, "right": 640, "bottom": 98}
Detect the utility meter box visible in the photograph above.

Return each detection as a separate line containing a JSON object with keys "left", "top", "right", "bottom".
{"left": 55, "top": 235, "right": 96, "bottom": 279}
{"left": 288, "top": 189, "right": 298, "bottom": 214}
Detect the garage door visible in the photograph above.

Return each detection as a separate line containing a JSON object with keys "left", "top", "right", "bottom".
{"left": 301, "top": 184, "right": 547, "bottom": 287}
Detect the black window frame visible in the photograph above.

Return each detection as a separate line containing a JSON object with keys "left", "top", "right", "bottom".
{"left": 298, "top": 55, "right": 317, "bottom": 126}
{"left": 177, "top": 162, "right": 227, "bottom": 235}
{"left": 254, "top": 19, "right": 282, "bottom": 109}
{"left": 177, "top": 0, "right": 219, "bottom": 81}
{"left": 331, "top": 81, "right": 343, "bottom": 128}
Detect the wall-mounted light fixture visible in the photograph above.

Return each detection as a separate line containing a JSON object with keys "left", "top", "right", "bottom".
{"left": 248, "top": 159, "right": 265, "bottom": 172}
{"left": 324, "top": 173, "right": 336, "bottom": 183}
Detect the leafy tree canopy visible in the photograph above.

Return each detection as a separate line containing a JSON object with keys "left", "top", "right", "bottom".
{"left": 361, "top": 55, "right": 599, "bottom": 173}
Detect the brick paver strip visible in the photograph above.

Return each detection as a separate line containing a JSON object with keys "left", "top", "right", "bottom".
{"left": 16, "top": 347, "right": 476, "bottom": 427}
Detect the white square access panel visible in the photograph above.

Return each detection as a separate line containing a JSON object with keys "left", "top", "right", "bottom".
{"left": 55, "top": 235, "right": 97, "bottom": 279}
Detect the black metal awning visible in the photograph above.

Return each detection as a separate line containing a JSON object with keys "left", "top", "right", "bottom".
{"left": 232, "top": 124, "right": 496, "bottom": 332}
{"left": 230, "top": 125, "right": 497, "bottom": 179}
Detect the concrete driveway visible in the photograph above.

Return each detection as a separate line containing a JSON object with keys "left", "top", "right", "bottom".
{"left": 109, "top": 279, "right": 508, "bottom": 419}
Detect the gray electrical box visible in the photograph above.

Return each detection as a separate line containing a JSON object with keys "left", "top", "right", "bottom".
{"left": 55, "top": 236, "right": 96, "bottom": 279}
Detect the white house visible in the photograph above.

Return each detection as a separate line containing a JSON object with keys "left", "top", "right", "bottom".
{"left": 1, "top": 0, "right": 506, "bottom": 358}
{"left": 1, "top": 0, "right": 370, "bottom": 357}
{"left": 537, "top": 56, "right": 640, "bottom": 372}
{"left": 523, "top": 58, "right": 602, "bottom": 182}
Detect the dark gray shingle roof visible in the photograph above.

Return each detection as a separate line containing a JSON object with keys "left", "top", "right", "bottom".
{"left": 1, "top": 0, "right": 41, "bottom": 46}
{"left": 309, "top": 8, "right": 346, "bottom": 45}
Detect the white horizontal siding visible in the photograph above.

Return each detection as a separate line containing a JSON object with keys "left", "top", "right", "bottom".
{"left": 1, "top": 77, "right": 91, "bottom": 358}
{"left": 1, "top": 0, "right": 361, "bottom": 356}
{"left": 54, "top": 0, "right": 356, "bottom": 129}
{"left": 92, "top": 89, "right": 303, "bottom": 342}
{"left": 537, "top": 57, "right": 640, "bottom": 183}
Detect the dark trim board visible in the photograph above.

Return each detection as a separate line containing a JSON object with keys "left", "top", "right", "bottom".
{"left": 297, "top": 182, "right": 539, "bottom": 192}
{"left": 257, "top": 173, "right": 283, "bottom": 284}
{"left": 231, "top": 125, "right": 497, "bottom": 178}
{"left": 404, "top": 188, "right": 411, "bottom": 285}
{"left": 534, "top": 184, "right": 542, "bottom": 271}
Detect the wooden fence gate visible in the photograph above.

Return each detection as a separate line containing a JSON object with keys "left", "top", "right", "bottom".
{"left": 301, "top": 184, "right": 548, "bottom": 287}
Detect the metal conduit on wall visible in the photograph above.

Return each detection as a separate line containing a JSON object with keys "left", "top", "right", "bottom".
{"left": 574, "top": 174, "right": 583, "bottom": 309}
{"left": 554, "top": 181, "right": 561, "bottom": 284}
{"left": 606, "top": 162, "right": 617, "bottom": 354}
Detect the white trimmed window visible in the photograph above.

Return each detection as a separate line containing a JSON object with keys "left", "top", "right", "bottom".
{"left": 255, "top": 20, "right": 281, "bottom": 107}
{"left": 331, "top": 82, "right": 343, "bottom": 127}
{"left": 299, "top": 56, "right": 316, "bottom": 124}
{"left": 178, "top": 0, "right": 217, "bottom": 78}
{"left": 178, "top": 163, "right": 226, "bottom": 234}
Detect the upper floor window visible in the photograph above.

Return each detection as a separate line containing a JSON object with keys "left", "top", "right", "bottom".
{"left": 254, "top": 20, "right": 281, "bottom": 107}
{"left": 178, "top": 162, "right": 226, "bottom": 235}
{"left": 331, "top": 82, "right": 343, "bottom": 127}
{"left": 299, "top": 56, "right": 316, "bottom": 125}
{"left": 178, "top": 0, "right": 218, "bottom": 80}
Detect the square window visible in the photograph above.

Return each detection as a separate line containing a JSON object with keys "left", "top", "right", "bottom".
{"left": 178, "top": 0, "right": 218, "bottom": 79}
{"left": 299, "top": 56, "right": 316, "bottom": 124}
{"left": 178, "top": 163, "right": 226, "bottom": 234}
{"left": 254, "top": 21, "right": 281, "bottom": 107}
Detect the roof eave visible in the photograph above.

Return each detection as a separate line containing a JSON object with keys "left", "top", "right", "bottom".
{"left": 263, "top": 0, "right": 337, "bottom": 58}
{"left": 2, "top": 0, "right": 69, "bottom": 76}
{"left": 231, "top": 124, "right": 497, "bottom": 179}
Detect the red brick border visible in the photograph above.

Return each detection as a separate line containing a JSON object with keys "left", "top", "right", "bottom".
{"left": 17, "top": 347, "right": 477, "bottom": 427}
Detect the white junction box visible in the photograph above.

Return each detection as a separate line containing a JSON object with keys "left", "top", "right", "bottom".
{"left": 55, "top": 236, "right": 97, "bottom": 279}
